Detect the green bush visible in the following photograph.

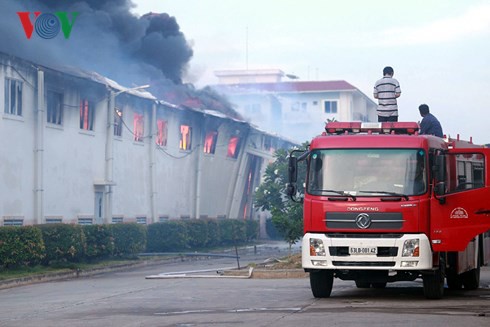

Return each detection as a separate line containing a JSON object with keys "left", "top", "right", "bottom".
{"left": 205, "top": 219, "right": 221, "bottom": 247}
{"left": 146, "top": 221, "right": 188, "bottom": 252}
{"left": 82, "top": 225, "right": 114, "bottom": 260}
{"left": 38, "top": 224, "right": 85, "bottom": 264}
{"left": 110, "top": 223, "right": 147, "bottom": 257}
{"left": 186, "top": 219, "right": 209, "bottom": 249}
{"left": 218, "top": 219, "right": 246, "bottom": 245}
{"left": 265, "top": 218, "right": 281, "bottom": 240}
{"left": 245, "top": 220, "right": 259, "bottom": 241}
{"left": 0, "top": 226, "right": 45, "bottom": 268}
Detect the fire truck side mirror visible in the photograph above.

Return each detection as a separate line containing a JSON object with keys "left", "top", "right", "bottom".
{"left": 434, "top": 182, "right": 446, "bottom": 197}
{"left": 434, "top": 154, "right": 446, "bottom": 182}
{"left": 433, "top": 154, "right": 447, "bottom": 199}
{"left": 286, "top": 183, "right": 297, "bottom": 197}
{"left": 288, "top": 156, "right": 298, "bottom": 184}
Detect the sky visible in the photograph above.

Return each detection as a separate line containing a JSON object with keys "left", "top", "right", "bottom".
{"left": 131, "top": 0, "right": 490, "bottom": 144}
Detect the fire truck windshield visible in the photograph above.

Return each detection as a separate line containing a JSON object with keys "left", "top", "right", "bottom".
{"left": 307, "top": 148, "right": 427, "bottom": 197}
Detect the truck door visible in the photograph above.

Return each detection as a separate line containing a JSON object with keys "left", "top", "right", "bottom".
{"left": 430, "top": 148, "right": 490, "bottom": 252}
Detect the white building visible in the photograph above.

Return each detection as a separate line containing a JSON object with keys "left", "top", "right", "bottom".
{"left": 213, "top": 69, "right": 377, "bottom": 143}
{"left": 0, "top": 53, "right": 295, "bottom": 226}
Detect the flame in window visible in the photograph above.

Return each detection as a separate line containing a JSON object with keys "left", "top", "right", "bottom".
{"left": 157, "top": 119, "right": 167, "bottom": 146}
{"left": 227, "top": 136, "right": 240, "bottom": 158}
{"left": 180, "top": 124, "right": 192, "bottom": 150}
{"left": 203, "top": 131, "right": 218, "bottom": 154}
{"left": 134, "top": 113, "right": 144, "bottom": 141}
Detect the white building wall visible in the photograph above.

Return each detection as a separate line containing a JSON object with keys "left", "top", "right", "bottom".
{"left": 43, "top": 87, "right": 107, "bottom": 223}
{"left": 0, "top": 55, "right": 295, "bottom": 226}
{"left": 0, "top": 62, "right": 37, "bottom": 222}
{"left": 112, "top": 103, "right": 152, "bottom": 222}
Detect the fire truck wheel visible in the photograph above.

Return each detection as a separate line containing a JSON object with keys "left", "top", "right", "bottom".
{"left": 462, "top": 267, "right": 480, "bottom": 290}
{"left": 309, "top": 270, "right": 334, "bottom": 298}
{"left": 422, "top": 269, "right": 444, "bottom": 299}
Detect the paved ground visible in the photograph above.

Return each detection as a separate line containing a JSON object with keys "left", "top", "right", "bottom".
{"left": 0, "top": 243, "right": 489, "bottom": 327}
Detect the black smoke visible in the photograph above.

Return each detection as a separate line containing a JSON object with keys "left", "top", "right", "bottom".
{"left": 1, "top": 0, "right": 193, "bottom": 85}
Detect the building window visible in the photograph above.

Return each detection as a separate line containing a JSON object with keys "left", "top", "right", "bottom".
{"left": 3, "top": 217, "right": 24, "bottom": 226}
{"left": 45, "top": 217, "right": 63, "bottom": 224}
{"left": 136, "top": 216, "right": 147, "bottom": 224}
{"left": 264, "top": 136, "right": 272, "bottom": 151}
{"left": 324, "top": 100, "right": 338, "bottom": 114}
{"left": 227, "top": 135, "right": 241, "bottom": 159}
{"left": 114, "top": 108, "right": 123, "bottom": 137}
{"left": 78, "top": 217, "right": 93, "bottom": 225}
{"left": 159, "top": 216, "right": 169, "bottom": 223}
{"left": 112, "top": 216, "right": 124, "bottom": 224}
{"left": 4, "top": 78, "right": 22, "bottom": 116}
{"left": 203, "top": 130, "right": 218, "bottom": 154}
{"left": 47, "top": 91, "right": 63, "bottom": 125}
{"left": 134, "top": 113, "right": 144, "bottom": 142}
{"left": 180, "top": 124, "right": 192, "bottom": 150}
{"left": 80, "top": 99, "right": 95, "bottom": 131}
{"left": 156, "top": 119, "right": 168, "bottom": 146}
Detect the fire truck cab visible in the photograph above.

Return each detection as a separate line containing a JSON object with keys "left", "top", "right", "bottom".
{"left": 287, "top": 122, "right": 490, "bottom": 299}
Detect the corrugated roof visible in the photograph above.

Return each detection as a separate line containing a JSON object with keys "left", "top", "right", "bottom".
{"left": 212, "top": 80, "right": 357, "bottom": 94}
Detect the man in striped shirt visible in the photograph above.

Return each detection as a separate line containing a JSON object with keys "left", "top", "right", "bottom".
{"left": 373, "top": 66, "right": 401, "bottom": 122}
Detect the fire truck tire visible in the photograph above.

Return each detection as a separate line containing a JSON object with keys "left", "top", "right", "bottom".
{"left": 355, "top": 281, "right": 371, "bottom": 288}
{"left": 422, "top": 269, "right": 444, "bottom": 299}
{"left": 309, "top": 270, "right": 334, "bottom": 298}
{"left": 462, "top": 267, "right": 480, "bottom": 290}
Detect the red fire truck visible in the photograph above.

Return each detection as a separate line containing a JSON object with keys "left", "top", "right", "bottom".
{"left": 287, "top": 122, "right": 490, "bottom": 299}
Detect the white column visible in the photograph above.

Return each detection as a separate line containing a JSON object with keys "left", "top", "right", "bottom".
{"left": 34, "top": 69, "right": 45, "bottom": 224}
{"left": 104, "top": 91, "right": 115, "bottom": 224}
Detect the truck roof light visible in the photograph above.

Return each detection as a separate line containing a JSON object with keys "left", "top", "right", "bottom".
{"left": 325, "top": 122, "right": 362, "bottom": 134}
{"left": 325, "top": 122, "right": 419, "bottom": 135}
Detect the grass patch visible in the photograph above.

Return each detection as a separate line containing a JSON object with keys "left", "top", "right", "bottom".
{"left": 0, "top": 257, "right": 143, "bottom": 281}
{"left": 0, "top": 266, "right": 72, "bottom": 281}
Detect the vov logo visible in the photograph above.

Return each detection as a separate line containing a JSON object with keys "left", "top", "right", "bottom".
{"left": 17, "top": 12, "right": 79, "bottom": 39}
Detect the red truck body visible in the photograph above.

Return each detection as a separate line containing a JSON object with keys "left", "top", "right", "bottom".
{"left": 289, "top": 122, "right": 490, "bottom": 299}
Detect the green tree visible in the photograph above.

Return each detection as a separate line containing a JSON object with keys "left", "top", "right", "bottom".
{"left": 254, "top": 146, "right": 307, "bottom": 253}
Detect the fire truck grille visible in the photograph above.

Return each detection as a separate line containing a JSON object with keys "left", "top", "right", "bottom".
{"left": 325, "top": 212, "right": 404, "bottom": 230}
{"left": 326, "top": 233, "right": 403, "bottom": 238}
{"left": 329, "top": 246, "right": 398, "bottom": 257}
{"left": 332, "top": 261, "right": 396, "bottom": 267}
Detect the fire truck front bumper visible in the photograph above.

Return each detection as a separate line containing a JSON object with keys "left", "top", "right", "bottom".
{"left": 302, "top": 233, "right": 432, "bottom": 271}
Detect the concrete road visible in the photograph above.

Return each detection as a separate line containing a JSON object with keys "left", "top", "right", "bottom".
{"left": 0, "top": 244, "right": 489, "bottom": 327}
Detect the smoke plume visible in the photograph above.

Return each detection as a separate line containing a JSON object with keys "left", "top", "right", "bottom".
{"left": 1, "top": 0, "right": 193, "bottom": 85}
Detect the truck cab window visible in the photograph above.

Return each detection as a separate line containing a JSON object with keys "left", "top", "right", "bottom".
{"left": 448, "top": 153, "right": 485, "bottom": 192}
{"left": 306, "top": 149, "right": 427, "bottom": 196}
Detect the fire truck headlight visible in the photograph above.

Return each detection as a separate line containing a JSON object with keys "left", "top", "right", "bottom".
{"left": 402, "top": 239, "right": 420, "bottom": 257}
{"left": 309, "top": 238, "right": 326, "bottom": 256}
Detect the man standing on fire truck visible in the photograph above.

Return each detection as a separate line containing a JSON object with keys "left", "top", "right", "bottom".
{"left": 373, "top": 66, "right": 402, "bottom": 122}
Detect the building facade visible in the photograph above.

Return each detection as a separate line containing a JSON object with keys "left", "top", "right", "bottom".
{"left": 0, "top": 53, "right": 295, "bottom": 226}
{"left": 213, "top": 69, "right": 377, "bottom": 143}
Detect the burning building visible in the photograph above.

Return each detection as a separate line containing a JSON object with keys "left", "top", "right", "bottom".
{"left": 0, "top": 52, "right": 296, "bottom": 226}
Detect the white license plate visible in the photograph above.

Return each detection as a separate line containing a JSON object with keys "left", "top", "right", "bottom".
{"left": 349, "top": 247, "right": 377, "bottom": 255}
